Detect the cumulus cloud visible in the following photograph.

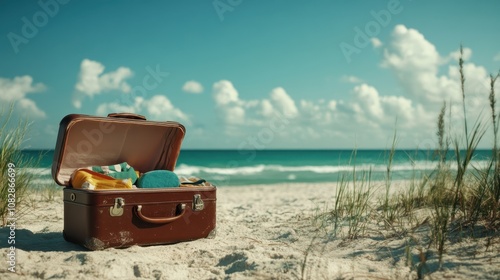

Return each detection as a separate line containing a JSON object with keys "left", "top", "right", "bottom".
{"left": 290, "top": 82, "right": 433, "bottom": 147}
{"left": 382, "top": 24, "right": 491, "bottom": 112}
{"left": 208, "top": 77, "right": 440, "bottom": 147}
{"left": 336, "top": 25, "right": 490, "bottom": 146}
{"left": 494, "top": 52, "right": 500, "bottom": 62}
{"left": 182, "top": 80, "right": 204, "bottom": 94}
{"left": 16, "top": 99, "right": 47, "bottom": 118}
{"left": 211, "top": 80, "right": 300, "bottom": 128}
{"left": 328, "top": 100, "right": 337, "bottom": 110}
{"left": 96, "top": 102, "right": 138, "bottom": 117}
{"left": 266, "top": 87, "right": 298, "bottom": 118}
{"left": 260, "top": 99, "right": 274, "bottom": 118}
{"left": 341, "top": 75, "right": 364, "bottom": 84}
{"left": 351, "top": 83, "right": 427, "bottom": 128}
{"left": 300, "top": 100, "right": 332, "bottom": 123}
{"left": 371, "top": 37, "right": 383, "bottom": 48}
{"left": 0, "top": 76, "right": 45, "bottom": 101}
{"left": 382, "top": 25, "right": 441, "bottom": 74}
{"left": 212, "top": 80, "right": 245, "bottom": 124}
{"left": 352, "top": 84, "right": 384, "bottom": 121}
{"left": 0, "top": 75, "right": 46, "bottom": 118}
{"left": 142, "top": 95, "right": 190, "bottom": 123}
{"left": 205, "top": 26, "right": 498, "bottom": 147}
{"left": 447, "top": 47, "right": 472, "bottom": 62}
{"left": 213, "top": 80, "right": 241, "bottom": 106}
{"left": 73, "top": 59, "right": 133, "bottom": 108}
{"left": 96, "top": 94, "right": 190, "bottom": 124}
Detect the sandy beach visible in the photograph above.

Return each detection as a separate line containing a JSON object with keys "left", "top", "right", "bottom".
{"left": 1, "top": 182, "right": 500, "bottom": 279}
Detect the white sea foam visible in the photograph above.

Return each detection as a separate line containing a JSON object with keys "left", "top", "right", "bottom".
{"left": 175, "top": 159, "right": 493, "bottom": 176}
{"left": 31, "top": 178, "right": 58, "bottom": 186}
{"left": 15, "top": 168, "right": 54, "bottom": 187}
{"left": 21, "top": 167, "right": 52, "bottom": 176}
{"left": 175, "top": 164, "right": 267, "bottom": 175}
{"left": 20, "top": 160, "right": 493, "bottom": 185}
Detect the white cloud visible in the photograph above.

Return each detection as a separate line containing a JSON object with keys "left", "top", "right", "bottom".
{"left": 182, "top": 80, "right": 204, "bottom": 94}
{"left": 143, "top": 95, "right": 190, "bottom": 123}
{"left": 300, "top": 100, "right": 330, "bottom": 123}
{"left": 0, "top": 75, "right": 46, "bottom": 118}
{"left": 211, "top": 80, "right": 302, "bottom": 135}
{"left": 73, "top": 59, "right": 133, "bottom": 108}
{"left": 382, "top": 25, "right": 440, "bottom": 74}
{"left": 222, "top": 106, "right": 246, "bottom": 125}
{"left": 343, "top": 24, "right": 499, "bottom": 147}
{"left": 268, "top": 87, "right": 298, "bottom": 118}
{"left": 352, "top": 84, "right": 384, "bottom": 120}
{"left": 341, "top": 75, "right": 363, "bottom": 84}
{"left": 206, "top": 77, "right": 438, "bottom": 147}
{"left": 213, "top": 80, "right": 241, "bottom": 106}
{"left": 0, "top": 76, "right": 45, "bottom": 101}
{"left": 212, "top": 80, "right": 300, "bottom": 128}
{"left": 351, "top": 83, "right": 426, "bottom": 129}
{"left": 206, "top": 27, "right": 498, "bottom": 148}
{"left": 243, "top": 100, "right": 260, "bottom": 108}
{"left": 16, "top": 99, "right": 46, "bottom": 118}
{"left": 96, "top": 95, "right": 190, "bottom": 124}
{"left": 381, "top": 24, "right": 491, "bottom": 113}
{"left": 96, "top": 102, "right": 138, "bottom": 117}
{"left": 494, "top": 52, "right": 500, "bottom": 62}
{"left": 447, "top": 47, "right": 472, "bottom": 62}
{"left": 371, "top": 37, "right": 383, "bottom": 48}
{"left": 260, "top": 99, "right": 274, "bottom": 118}
{"left": 212, "top": 80, "right": 246, "bottom": 125}
{"left": 328, "top": 100, "right": 337, "bottom": 110}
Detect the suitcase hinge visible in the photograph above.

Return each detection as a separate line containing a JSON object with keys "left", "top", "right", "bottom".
{"left": 193, "top": 194, "right": 204, "bottom": 211}
{"left": 110, "top": 197, "right": 125, "bottom": 217}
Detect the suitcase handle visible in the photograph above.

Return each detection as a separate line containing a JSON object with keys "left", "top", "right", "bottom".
{"left": 108, "top": 112, "right": 147, "bottom": 120}
{"left": 135, "top": 204, "right": 186, "bottom": 224}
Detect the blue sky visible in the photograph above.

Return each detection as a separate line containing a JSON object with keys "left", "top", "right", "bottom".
{"left": 1, "top": 0, "right": 499, "bottom": 149}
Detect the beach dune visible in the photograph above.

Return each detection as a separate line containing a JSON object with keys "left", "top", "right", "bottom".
{"left": 1, "top": 183, "right": 500, "bottom": 279}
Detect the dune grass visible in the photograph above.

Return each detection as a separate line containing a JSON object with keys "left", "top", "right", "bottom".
{"left": 317, "top": 46, "right": 500, "bottom": 278}
{"left": 321, "top": 149, "right": 374, "bottom": 240}
{"left": 0, "top": 104, "right": 42, "bottom": 226}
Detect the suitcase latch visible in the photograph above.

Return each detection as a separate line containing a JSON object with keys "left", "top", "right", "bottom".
{"left": 193, "top": 194, "right": 204, "bottom": 211}
{"left": 110, "top": 197, "right": 125, "bottom": 217}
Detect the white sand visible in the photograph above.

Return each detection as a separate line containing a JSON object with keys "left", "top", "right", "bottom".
{"left": 2, "top": 182, "right": 500, "bottom": 279}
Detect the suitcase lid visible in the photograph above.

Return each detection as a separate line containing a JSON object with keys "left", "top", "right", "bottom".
{"left": 52, "top": 113, "right": 185, "bottom": 186}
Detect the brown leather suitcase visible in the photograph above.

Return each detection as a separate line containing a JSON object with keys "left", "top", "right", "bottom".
{"left": 51, "top": 113, "right": 216, "bottom": 250}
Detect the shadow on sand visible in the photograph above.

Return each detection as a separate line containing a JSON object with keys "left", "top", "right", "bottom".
{"left": 0, "top": 227, "right": 84, "bottom": 252}
{"left": 342, "top": 224, "right": 499, "bottom": 277}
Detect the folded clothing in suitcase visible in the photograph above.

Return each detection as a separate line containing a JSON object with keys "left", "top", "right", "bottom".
{"left": 51, "top": 113, "right": 216, "bottom": 250}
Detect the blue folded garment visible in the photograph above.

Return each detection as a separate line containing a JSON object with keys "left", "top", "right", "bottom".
{"left": 137, "top": 170, "right": 180, "bottom": 188}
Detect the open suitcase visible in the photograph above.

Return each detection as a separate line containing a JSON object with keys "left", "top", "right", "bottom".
{"left": 51, "top": 113, "right": 216, "bottom": 250}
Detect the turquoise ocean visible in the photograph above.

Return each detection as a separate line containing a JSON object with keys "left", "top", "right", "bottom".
{"left": 18, "top": 149, "right": 495, "bottom": 187}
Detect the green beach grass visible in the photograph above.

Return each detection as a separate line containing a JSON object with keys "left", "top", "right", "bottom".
{"left": 0, "top": 105, "right": 44, "bottom": 226}
{"left": 316, "top": 46, "right": 500, "bottom": 278}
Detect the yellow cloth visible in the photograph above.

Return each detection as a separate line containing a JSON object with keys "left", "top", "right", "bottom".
{"left": 71, "top": 169, "right": 133, "bottom": 190}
